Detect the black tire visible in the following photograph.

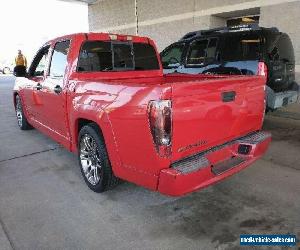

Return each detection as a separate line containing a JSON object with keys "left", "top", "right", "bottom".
{"left": 15, "top": 95, "right": 33, "bottom": 130}
{"left": 78, "top": 123, "right": 119, "bottom": 193}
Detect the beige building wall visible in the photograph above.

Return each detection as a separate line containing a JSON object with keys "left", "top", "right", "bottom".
{"left": 89, "top": 0, "right": 300, "bottom": 71}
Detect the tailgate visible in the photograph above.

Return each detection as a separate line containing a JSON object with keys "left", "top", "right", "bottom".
{"left": 168, "top": 75, "right": 266, "bottom": 161}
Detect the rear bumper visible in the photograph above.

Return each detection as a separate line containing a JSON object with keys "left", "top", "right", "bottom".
{"left": 157, "top": 131, "right": 271, "bottom": 196}
{"left": 266, "top": 86, "right": 299, "bottom": 109}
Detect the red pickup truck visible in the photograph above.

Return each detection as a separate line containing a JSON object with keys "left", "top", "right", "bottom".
{"left": 13, "top": 33, "right": 271, "bottom": 196}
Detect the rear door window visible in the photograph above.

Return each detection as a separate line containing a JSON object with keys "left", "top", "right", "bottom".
{"left": 186, "top": 39, "right": 209, "bottom": 65}
{"left": 49, "top": 40, "right": 70, "bottom": 78}
{"left": 161, "top": 43, "right": 185, "bottom": 68}
{"left": 206, "top": 38, "right": 218, "bottom": 59}
{"left": 77, "top": 41, "right": 159, "bottom": 72}
{"left": 220, "top": 34, "right": 262, "bottom": 61}
{"left": 186, "top": 38, "right": 218, "bottom": 66}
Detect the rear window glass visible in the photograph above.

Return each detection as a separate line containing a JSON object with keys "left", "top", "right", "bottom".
{"left": 220, "top": 34, "right": 262, "bottom": 61}
{"left": 77, "top": 41, "right": 159, "bottom": 72}
{"left": 112, "top": 43, "right": 134, "bottom": 70}
{"left": 77, "top": 41, "right": 112, "bottom": 72}
{"left": 133, "top": 43, "right": 159, "bottom": 70}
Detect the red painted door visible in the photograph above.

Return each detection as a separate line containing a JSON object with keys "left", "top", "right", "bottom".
{"left": 21, "top": 45, "right": 50, "bottom": 121}
{"left": 20, "top": 76, "right": 43, "bottom": 120}
{"left": 37, "top": 40, "right": 71, "bottom": 147}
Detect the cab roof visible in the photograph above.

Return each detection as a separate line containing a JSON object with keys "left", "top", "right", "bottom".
{"left": 45, "top": 32, "right": 152, "bottom": 45}
{"left": 179, "top": 24, "right": 280, "bottom": 41}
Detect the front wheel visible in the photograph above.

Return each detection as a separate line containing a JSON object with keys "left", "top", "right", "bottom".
{"left": 78, "top": 124, "right": 119, "bottom": 193}
{"left": 15, "top": 95, "right": 32, "bottom": 130}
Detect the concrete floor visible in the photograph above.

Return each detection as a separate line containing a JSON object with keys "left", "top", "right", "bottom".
{"left": 0, "top": 75, "right": 299, "bottom": 250}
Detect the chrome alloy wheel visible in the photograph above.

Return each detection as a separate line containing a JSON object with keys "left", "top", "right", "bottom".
{"left": 79, "top": 134, "right": 102, "bottom": 185}
{"left": 16, "top": 97, "right": 23, "bottom": 127}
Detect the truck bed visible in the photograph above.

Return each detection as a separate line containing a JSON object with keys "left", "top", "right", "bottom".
{"left": 92, "top": 73, "right": 266, "bottom": 161}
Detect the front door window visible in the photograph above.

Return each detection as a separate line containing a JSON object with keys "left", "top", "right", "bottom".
{"left": 28, "top": 46, "right": 50, "bottom": 78}
{"left": 161, "top": 43, "right": 185, "bottom": 68}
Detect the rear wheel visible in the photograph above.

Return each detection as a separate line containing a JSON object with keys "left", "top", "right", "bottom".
{"left": 15, "top": 95, "right": 32, "bottom": 130}
{"left": 78, "top": 124, "right": 119, "bottom": 193}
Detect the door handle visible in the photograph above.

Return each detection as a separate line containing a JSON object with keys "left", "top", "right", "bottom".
{"left": 34, "top": 83, "right": 42, "bottom": 90}
{"left": 222, "top": 91, "right": 236, "bottom": 102}
{"left": 54, "top": 85, "right": 62, "bottom": 94}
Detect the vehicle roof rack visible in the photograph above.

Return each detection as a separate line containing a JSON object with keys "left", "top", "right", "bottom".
{"left": 179, "top": 24, "right": 279, "bottom": 41}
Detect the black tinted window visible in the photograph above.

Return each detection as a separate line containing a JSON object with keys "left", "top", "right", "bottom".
{"left": 187, "top": 39, "right": 209, "bottom": 65}
{"left": 161, "top": 43, "right": 184, "bottom": 68}
{"left": 220, "top": 34, "right": 261, "bottom": 61}
{"left": 186, "top": 38, "right": 218, "bottom": 66}
{"left": 206, "top": 38, "right": 218, "bottom": 58}
{"left": 78, "top": 41, "right": 112, "bottom": 72}
{"left": 133, "top": 43, "right": 159, "bottom": 70}
{"left": 49, "top": 41, "right": 70, "bottom": 77}
{"left": 78, "top": 41, "right": 159, "bottom": 72}
{"left": 276, "top": 35, "right": 295, "bottom": 62}
{"left": 112, "top": 43, "right": 134, "bottom": 70}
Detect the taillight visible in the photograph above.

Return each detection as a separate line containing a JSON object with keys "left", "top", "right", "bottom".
{"left": 257, "top": 61, "right": 268, "bottom": 77}
{"left": 148, "top": 100, "right": 172, "bottom": 157}
{"left": 257, "top": 62, "right": 268, "bottom": 122}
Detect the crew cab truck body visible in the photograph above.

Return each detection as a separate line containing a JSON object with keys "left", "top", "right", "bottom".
{"left": 13, "top": 33, "right": 271, "bottom": 196}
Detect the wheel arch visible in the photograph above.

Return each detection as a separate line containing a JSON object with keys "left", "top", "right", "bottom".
{"left": 73, "top": 115, "right": 122, "bottom": 177}
{"left": 76, "top": 118, "right": 103, "bottom": 145}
